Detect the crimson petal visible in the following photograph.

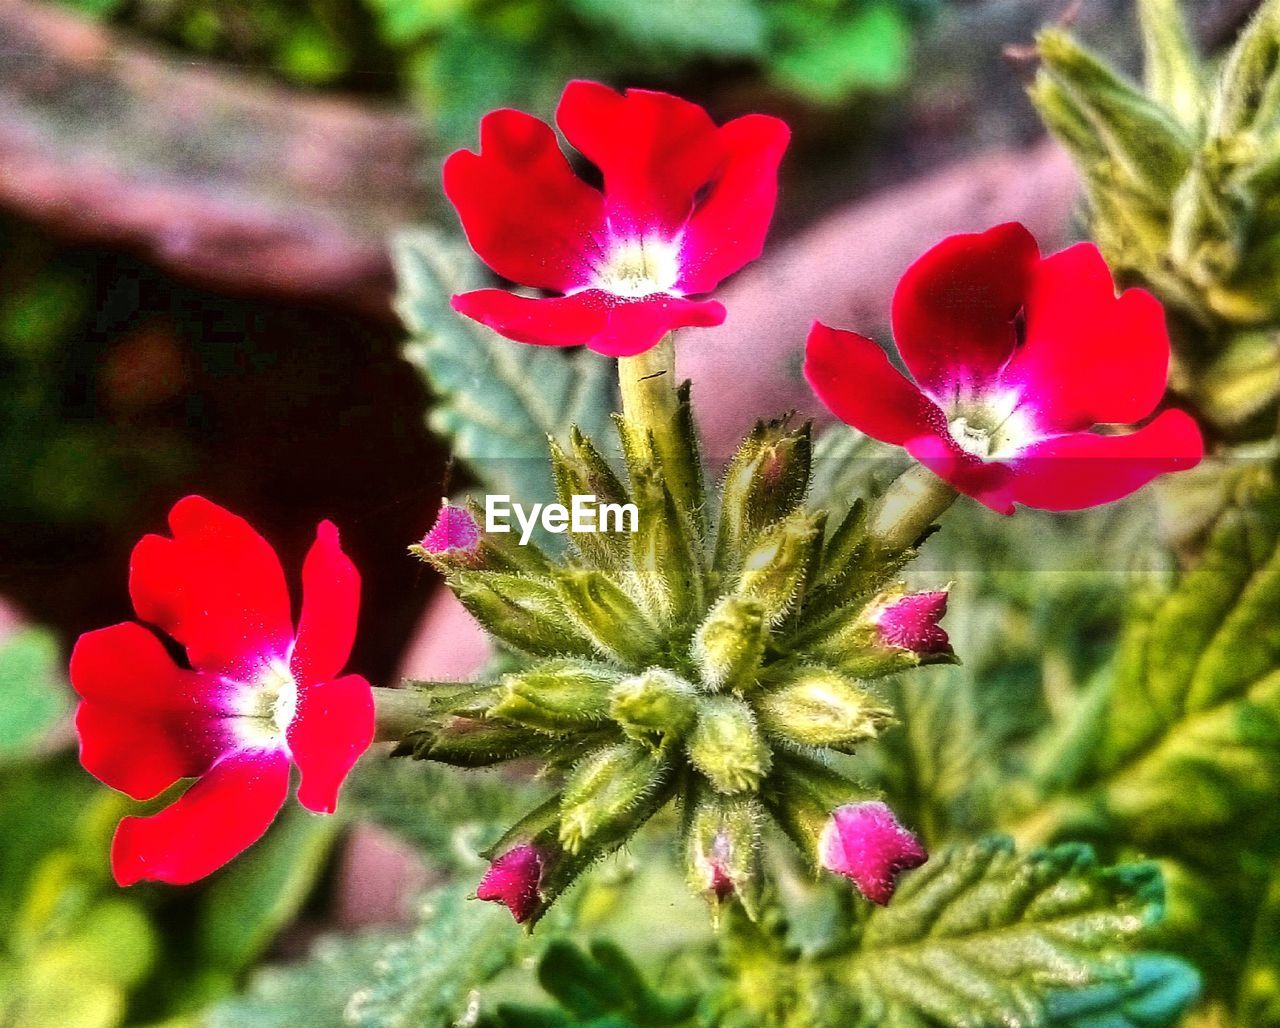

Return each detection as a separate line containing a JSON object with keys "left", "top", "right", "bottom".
{"left": 556, "top": 80, "right": 720, "bottom": 235}
{"left": 804, "top": 322, "right": 946, "bottom": 445}
{"left": 1003, "top": 243, "right": 1172, "bottom": 432}
{"left": 677, "top": 113, "right": 791, "bottom": 295}
{"left": 112, "top": 747, "right": 290, "bottom": 886}
{"left": 892, "top": 222, "right": 1040, "bottom": 397}
{"left": 287, "top": 674, "right": 374, "bottom": 814}
{"left": 290, "top": 521, "right": 360, "bottom": 686}
{"left": 129, "top": 496, "right": 293, "bottom": 677}
{"left": 1008, "top": 409, "right": 1204, "bottom": 511}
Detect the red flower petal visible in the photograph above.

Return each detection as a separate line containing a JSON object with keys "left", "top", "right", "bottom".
{"left": 1008, "top": 409, "right": 1204, "bottom": 511}
{"left": 804, "top": 322, "right": 946, "bottom": 445}
{"left": 71, "top": 622, "right": 231, "bottom": 800}
{"left": 76, "top": 702, "right": 227, "bottom": 802}
{"left": 676, "top": 113, "right": 791, "bottom": 295}
{"left": 892, "top": 222, "right": 1040, "bottom": 397}
{"left": 290, "top": 521, "right": 360, "bottom": 686}
{"left": 443, "top": 109, "right": 604, "bottom": 292}
{"left": 112, "top": 748, "right": 290, "bottom": 886}
{"left": 287, "top": 674, "right": 374, "bottom": 814}
{"left": 129, "top": 496, "right": 293, "bottom": 677}
{"left": 556, "top": 80, "right": 720, "bottom": 235}
{"left": 452, "top": 289, "right": 724, "bottom": 357}
{"left": 1003, "top": 244, "right": 1172, "bottom": 432}
{"left": 904, "top": 432, "right": 1017, "bottom": 515}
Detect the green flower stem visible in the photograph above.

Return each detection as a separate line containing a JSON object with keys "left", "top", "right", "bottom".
{"left": 868, "top": 464, "right": 959, "bottom": 553}
{"left": 373, "top": 685, "right": 441, "bottom": 743}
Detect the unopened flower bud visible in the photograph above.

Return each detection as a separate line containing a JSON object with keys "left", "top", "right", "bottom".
{"left": 736, "top": 510, "right": 824, "bottom": 624}
{"left": 627, "top": 467, "right": 704, "bottom": 625}
{"left": 557, "top": 569, "right": 662, "bottom": 665}
{"left": 715, "top": 418, "right": 812, "bottom": 568}
{"left": 692, "top": 595, "right": 768, "bottom": 692}
{"left": 559, "top": 743, "right": 673, "bottom": 854}
{"left": 489, "top": 659, "right": 619, "bottom": 734}
{"left": 549, "top": 428, "right": 631, "bottom": 569}
{"left": 451, "top": 571, "right": 596, "bottom": 658}
{"left": 688, "top": 696, "right": 771, "bottom": 795}
{"left": 685, "top": 791, "right": 763, "bottom": 920}
{"left": 873, "top": 590, "right": 951, "bottom": 655}
{"left": 476, "top": 842, "right": 545, "bottom": 923}
{"left": 411, "top": 503, "right": 481, "bottom": 569}
{"left": 819, "top": 801, "right": 927, "bottom": 905}
{"left": 756, "top": 667, "right": 891, "bottom": 750}
{"left": 610, "top": 669, "right": 697, "bottom": 746}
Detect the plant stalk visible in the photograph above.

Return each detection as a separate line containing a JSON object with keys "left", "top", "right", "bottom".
{"left": 372, "top": 685, "right": 437, "bottom": 743}
{"left": 869, "top": 464, "right": 959, "bottom": 553}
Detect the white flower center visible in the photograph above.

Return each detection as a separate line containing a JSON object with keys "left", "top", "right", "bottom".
{"left": 943, "top": 388, "right": 1038, "bottom": 461}
{"left": 228, "top": 658, "right": 298, "bottom": 749}
{"left": 591, "top": 236, "right": 681, "bottom": 298}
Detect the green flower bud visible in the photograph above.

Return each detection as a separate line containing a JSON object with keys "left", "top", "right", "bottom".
{"left": 688, "top": 696, "right": 771, "bottom": 795}
{"left": 756, "top": 666, "right": 891, "bottom": 751}
{"left": 1037, "top": 27, "right": 1194, "bottom": 202}
{"left": 610, "top": 668, "right": 698, "bottom": 746}
{"left": 488, "top": 659, "right": 621, "bottom": 734}
{"left": 559, "top": 743, "right": 674, "bottom": 854}
{"left": 715, "top": 417, "right": 812, "bottom": 570}
{"left": 405, "top": 715, "right": 551, "bottom": 768}
{"left": 1197, "top": 330, "right": 1280, "bottom": 430}
{"left": 628, "top": 466, "right": 705, "bottom": 625}
{"left": 684, "top": 788, "right": 764, "bottom": 920}
{"left": 556, "top": 569, "right": 662, "bottom": 665}
{"left": 1137, "top": 0, "right": 1204, "bottom": 128}
{"left": 736, "top": 510, "right": 825, "bottom": 625}
{"left": 550, "top": 427, "right": 631, "bottom": 569}
{"left": 451, "top": 571, "right": 596, "bottom": 658}
{"left": 692, "top": 595, "right": 768, "bottom": 692}
{"left": 1211, "top": 0, "right": 1280, "bottom": 139}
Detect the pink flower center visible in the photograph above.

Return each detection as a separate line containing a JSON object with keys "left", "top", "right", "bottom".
{"left": 589, "top": 236, "right": 681, "bottom": 298}
{"left": 228, "top": 658, "right": 298, "bottom": 749}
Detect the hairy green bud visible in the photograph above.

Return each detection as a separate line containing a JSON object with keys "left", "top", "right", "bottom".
{"left": 716, "top": 417, "right": 812, "bottom": 570}
{"left": 488, "top": 659, "right": 620, "bottom": 734}
{"left": 451, "top": 571, "right": 597, "bottom": 658}
{"left": 610, "top": 669, "right": 698, "bottom": 747}
{"left": 692, "top": 595, "right": 768, "bottom": 692}
{"left": 756, "top": 666, "right": 891, "bottom": 750}
{"left": 684, "top": 788, "right": 764, "bottom": 920}
{"left": 688, "top": 696, "right": 772, "bottom": 795}
{"left": 736, "top": 510, "right": 825, "bottom": 624}
{"left": 557, "top": 569, "right": 663, "bottom": 665}
{"left": 550, "top": 428, "right": 631, "bottom": 569}
{"left": 560, "top": 743, "right": 674, "bottom": 854}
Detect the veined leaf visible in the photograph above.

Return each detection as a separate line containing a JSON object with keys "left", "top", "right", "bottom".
{"left": 845, "top": 838, "right": 1164, "bottom": 1027}
{"left": 394, "top": 228, "right": 617, "bottom": 521}
{"left": 1045, "top": 953, "right": 1201, "bottom": 1027}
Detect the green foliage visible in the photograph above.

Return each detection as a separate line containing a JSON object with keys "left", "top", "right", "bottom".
{"left": 1045, "top": 954, "right": 1202, "bottom": 1027}
{"left": 394, "top": 228, "right": 617, "bottom": 527}
{"left": 479, "top": 939, "right": 698, "bottom": 1027}
{"left": 0, "top": 628, "right": 71, "bottom": 764}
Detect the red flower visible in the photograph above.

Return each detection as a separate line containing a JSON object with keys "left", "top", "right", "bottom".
{"left": 819, "top": 801, "right": 927, "bottom": 905}
{"left": 444, "top": 80, "right": 790, "bottom": 357}
{"left": 70, "top": 496, "right": 374, "bottom": 886}
{"left": 874, "top": 590, "right": 951, "bottom": 656}
{"left": 476, "top": 842, "right": 545, "bottom": 923}
{"left": 804, "top": 223, "right": 1204, "bottom": 514}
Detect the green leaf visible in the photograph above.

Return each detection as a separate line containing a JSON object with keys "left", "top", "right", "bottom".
{"left": 769, "top": 1, "right": 912, "bottom": 101}
{"left": 394, "top": 228, "right": 617, "bottom": 528}
{"left": 0, "top": 628, "right": 71, "bottom": 763}
{"left": 1045, "top": 953, "right": 1201, "bottom": 1026}
{"left": 197, "top": 805, "right": 342, "bottom": 974}
{"left": 568, "top": 0, "right": 766, "bottom": 57}
{"left": 346, "top": 882, "right": 528, "bottom": 1026}
{"left": 1043, "top": 471, "right": 1280, "bottom": 858}
{"left": 845, "top": 838, "right": 1164, "bottom": 1027}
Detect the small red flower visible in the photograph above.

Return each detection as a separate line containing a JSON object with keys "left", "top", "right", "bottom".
{"left": 819, "top": 801, "right": 927, "bottom": 905}
{"left": 476, "top": 842, "right": 545, "bottom": 923}
{"left": 444, "top": 80, "right": 790, "bottom": 357}
{"left": 70, "top": 496, "right": 374, "bottom": 886}
{"left": 874, "top": 590, "right": 951, "bottom": 656}
{"left": 804, "top": 223, "right": 1204, "bottom": 514}
{"left": 421, "top": 504, "right": 481, "bottom": 558}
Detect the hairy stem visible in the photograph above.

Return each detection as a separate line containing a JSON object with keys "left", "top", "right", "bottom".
{"left": 869, "top": 464, "right": 959, "bottom": 553}
{"left": 373, "top": 685, "right": 438, "bottom": 743}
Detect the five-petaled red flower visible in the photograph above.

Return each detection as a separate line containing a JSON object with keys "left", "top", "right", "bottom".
{"left": 804, "top": 223, "right": 1204, "bottom": 514}
{"left": 444, "top": 79, "right": 790, "bottom": 357}
{"left": 70, "top": 496, "right": 374, "bottom": 886}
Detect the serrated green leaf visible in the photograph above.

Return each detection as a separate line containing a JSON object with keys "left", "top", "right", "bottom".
{"left": 394, "top": 228, "right": 617, "bottom": 542}
{"left": 1045, "top": 953, "right": 1201, "bottom": 1026}
{"left": 845, "top": 838, "right": 1164, "bottom": 1027}
{"left": 0, "top": 628, "right": 71, "bottom": 763}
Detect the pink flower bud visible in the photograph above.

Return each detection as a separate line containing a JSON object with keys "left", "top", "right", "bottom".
{"left": 873, "top": 590, "right": 950, "bottom": 655}
{"left": 819, "top": 801, "right": 927, "bottom": 905}
{"left": 421, "top": 504, "right": 481, "bottom": 557}
{"left": 476, "top": 842, "right": 544, "bottom": 923}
